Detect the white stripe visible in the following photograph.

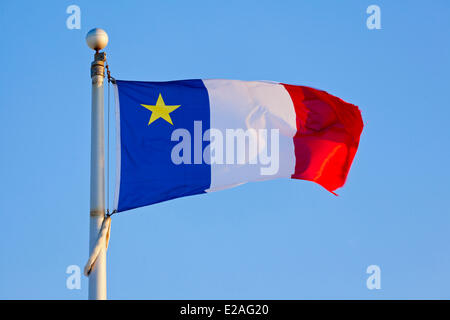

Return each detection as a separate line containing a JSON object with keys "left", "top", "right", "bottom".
{"left": 113, "top": 83, "right": 121, "bottom": 212}
{"left": 202, "top": 79, "right": 297, "bottom": 192}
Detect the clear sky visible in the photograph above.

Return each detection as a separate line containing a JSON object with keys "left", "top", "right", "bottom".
{"left": 0, "top": 0, "right": 449, "bottom": 299}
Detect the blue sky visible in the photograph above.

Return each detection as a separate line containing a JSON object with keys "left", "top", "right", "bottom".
{"left": 0, "top": 0, "right": 449, "bottom": 299}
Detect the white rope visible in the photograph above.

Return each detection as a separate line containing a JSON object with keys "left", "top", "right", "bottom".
{"left": 84, "top": 216, "right": 111, "bottom": 276}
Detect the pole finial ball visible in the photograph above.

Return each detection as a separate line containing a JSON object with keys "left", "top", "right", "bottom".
{"left": 86, "top": 28, "right": 109, "bottom": 51}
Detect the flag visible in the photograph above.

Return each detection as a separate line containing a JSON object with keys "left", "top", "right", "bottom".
{"left": 113, "top": 79, "right": 363, "bottom": 212}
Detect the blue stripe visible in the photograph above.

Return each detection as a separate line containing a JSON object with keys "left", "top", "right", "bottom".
{"left": 116, "top": 80, "right": 211, "bottom": 212}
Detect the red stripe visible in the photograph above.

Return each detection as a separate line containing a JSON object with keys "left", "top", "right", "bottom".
{"left": 282, "top": 84, "right": 364, "bottom": 194}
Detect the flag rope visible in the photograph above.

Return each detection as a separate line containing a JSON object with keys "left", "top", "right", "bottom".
{"left": 105, "top": 61, "right": 117, "bottom": 217}
{"left": 84, "top": 215, "right": 111, "bottom": 276}
{"left": 107, "top": 71, "right": 110, "bottom": 215}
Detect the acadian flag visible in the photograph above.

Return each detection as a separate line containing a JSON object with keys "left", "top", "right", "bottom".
{"left": 113, "top": 79, "right": 363, "bottom": 212}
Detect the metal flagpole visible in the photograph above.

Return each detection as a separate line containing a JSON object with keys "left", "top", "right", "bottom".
{"left": 86, "top": 28, "right": 109, "bottom": 300}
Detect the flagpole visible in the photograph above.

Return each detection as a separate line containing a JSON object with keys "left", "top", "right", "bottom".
{"left": 86, "top": 28, "right": 109, "bottom": 300}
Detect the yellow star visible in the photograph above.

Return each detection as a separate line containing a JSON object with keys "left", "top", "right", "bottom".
{"left": 140, "top": 94, "right": 181, "bottom": 125}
